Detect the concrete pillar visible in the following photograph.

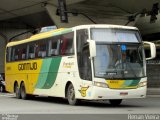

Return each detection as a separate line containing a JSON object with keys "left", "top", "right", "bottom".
{"left": 0, "top": 36, "right": 6, "bottom": 73}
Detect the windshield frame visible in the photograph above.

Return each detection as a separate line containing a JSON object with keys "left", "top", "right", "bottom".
{"left": 90, "top": 28, "right": 142, "bottom": 44}
{"left": 90, "top": 27, "right": 146, "bottom": 80}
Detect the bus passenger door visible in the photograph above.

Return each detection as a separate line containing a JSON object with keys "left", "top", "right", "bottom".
{"left": 78, "top": 45, "right": 92, "bottom": 81}
{"left": 76, "top": 29, "right": 92, "bottom": 98}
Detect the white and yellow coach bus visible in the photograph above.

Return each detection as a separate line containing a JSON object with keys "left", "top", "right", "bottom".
{"left": 5, "top": 25, "right": 156, "bottom": 105}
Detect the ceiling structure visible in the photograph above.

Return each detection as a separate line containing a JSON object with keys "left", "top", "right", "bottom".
{"left": 0, "top": 0, "right": 53, "bottom": 29}
{"left": 0, "top": 0, "right": 159, "bottom": 39}
{"left": 0, "top": 11, "right": 54, "bottom": 29}
{"left": 0, "top": 0, "right": 48, "bottom": 20}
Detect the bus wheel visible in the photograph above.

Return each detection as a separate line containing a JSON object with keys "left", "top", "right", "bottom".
{"left": 20, "top": 82, "right": 27, "bottom": 100}
{"left": 109, "top": 99, "right": 122, "bottom": 106}
{"left": 67, "top": 84, "right": 79, "bottom": 105}
{"left": 14, "top": 83, "right": 21, "bottom": 99}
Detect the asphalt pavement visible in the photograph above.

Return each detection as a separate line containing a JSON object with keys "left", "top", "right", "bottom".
{"left": 0, "top": 93, "right": 160, "bottom": 120}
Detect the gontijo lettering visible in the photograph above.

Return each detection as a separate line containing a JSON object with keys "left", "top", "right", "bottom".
{"left": 18, "top": 62, "right": 37, "bottom": 71}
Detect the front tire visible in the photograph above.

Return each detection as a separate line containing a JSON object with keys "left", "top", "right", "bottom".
{"left": 109, "top": 99, "right": 122, "bottom": 106}
{"left": 67, "top": 84, "right": 79, "bottom": 105}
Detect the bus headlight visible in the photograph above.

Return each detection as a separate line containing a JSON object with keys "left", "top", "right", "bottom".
{"left": 138, "top": 81, "right": 147, "bottom": 87}
{"left": 93, "top": 81, "right": 108, "bottom": 88}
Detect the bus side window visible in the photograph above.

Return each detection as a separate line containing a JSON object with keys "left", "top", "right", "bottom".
{"left": 48, "top": 36, "right": 60, "bottom": 56}
{"left": 60, "top": 32, "right": 74, "bottom": 56}
{"left": 28, "top": 44, "right": 35, "bottom": 59}
{"left": 6, "top": 47, "right": 11, "bottom": 62}
{"left": 11, "top": 47, "right": 15, "bottom": 61}
{"left": 37, "top": 41, "right": 47, "bottom": 58}
{"left": 61, "top": 37, "right": 68, "bottom": 55}
{"left": 12, "top": 44, "right": 27, "bottom": 61}
{"left": 21, "top": 48, "right": 27, "bottom": 60}
{"left": 14, "top": 48, "right": 19, "bottom": 61}
{"left": 65, "top": 39, "right": 74, "bottom": 54}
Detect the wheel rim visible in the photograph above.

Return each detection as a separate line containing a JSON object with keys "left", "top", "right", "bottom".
{"left": 15, "top": 86, "right": 19, "bottom": 97}
{"left": 68, "top": 85, "right": 76, "bottom": 103}
{"left": 69, "top": 87, "right": 75, "bottom": 101}
{"left": 21, "top": 85, "right": 26, "bottom": 98}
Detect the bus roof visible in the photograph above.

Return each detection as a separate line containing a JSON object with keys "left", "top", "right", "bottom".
{"left": 73, "top": 24, "right": 138, "bottom": 30}
{"left": 7, "top": 24, "right": 138, "bottom": 47}
{"left": 7, "top": 28, "right": 72, "bottom": 47}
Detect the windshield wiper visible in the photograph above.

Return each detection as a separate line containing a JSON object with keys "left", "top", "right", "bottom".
{"left": 106, "top": 72, "right": 117, "bottom": 79}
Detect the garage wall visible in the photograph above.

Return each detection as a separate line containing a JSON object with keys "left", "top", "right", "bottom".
{"left": 0, "top": 36, "right": 5, "bottom": 73}
{"left": 147, "top": 64, "right": 160, "bottom": 88}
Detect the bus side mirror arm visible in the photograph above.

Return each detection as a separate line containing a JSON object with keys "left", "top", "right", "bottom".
{"left": 143, "top": 41, "right": 156, "bottom": 60}
{"left": 87, "top": 40, "right": 96, "bottom": 58}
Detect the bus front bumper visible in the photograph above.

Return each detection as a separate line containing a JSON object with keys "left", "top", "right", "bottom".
{"left": 85, "top": 86, "right": 147, "bottom": 100}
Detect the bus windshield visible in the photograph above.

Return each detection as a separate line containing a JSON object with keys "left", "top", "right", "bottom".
{"left": 91, "top": 28, "right": 146, "bottom": 79}
{"left": 91, "top": 28, "right": 141, "bottom": 43}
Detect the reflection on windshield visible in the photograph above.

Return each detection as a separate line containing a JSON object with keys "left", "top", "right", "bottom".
{"left": 94, "top": 44, "right": 145, "bottom": 79}
{"left": 91, "top": 28, "right": 141, "bottom": 43}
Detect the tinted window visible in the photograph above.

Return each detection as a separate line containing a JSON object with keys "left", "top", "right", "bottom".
{"left": 48, "top": 36, "right": 60, "bottom": 56}
{"left": 36, "top": 41, "right": 47, "bottom": 58}
{"left": 60, "top": 32, "right": 74, "bottom": 55}
{"left": 28, "top": 43, "right": 35, "bottom": 59}
{"left": 6, "top": 47, "right": 11, "bottom": 62}
{"left": 28, "top": 40, "right": 48, "bottom": 59}
{"left": 11, "top": 44, "right": 27, "bottom": 61}
{"left": 76, "top": 29, "right": 92, "bottom": 80}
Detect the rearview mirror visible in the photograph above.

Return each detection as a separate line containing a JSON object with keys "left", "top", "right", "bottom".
{"left": 143, "top": 41, "right": 156, "bottom": 60}
{"left": 87, "top": 40, "right": 96, "bottom": 58}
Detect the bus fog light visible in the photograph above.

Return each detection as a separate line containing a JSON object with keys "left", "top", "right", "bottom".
{"left": 93, "top": 82, "right": 108, "bottom": 88}
{"left": 138, "top": 81, "right": 147, "bottom": 87}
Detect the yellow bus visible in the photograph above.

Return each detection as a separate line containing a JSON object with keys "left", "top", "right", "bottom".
{"left": 5, "top": 25, "right": 156, "bottom": 105}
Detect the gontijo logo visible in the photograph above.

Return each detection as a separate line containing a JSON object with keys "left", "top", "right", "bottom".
{"left": 18, "top": 62, "right": 37, "bottom": 71}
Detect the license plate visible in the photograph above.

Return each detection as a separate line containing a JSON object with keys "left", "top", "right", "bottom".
{"left": 120, "top": 92, "right": 128, "bottom": 96}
